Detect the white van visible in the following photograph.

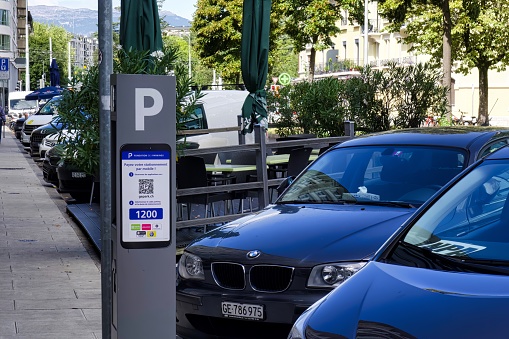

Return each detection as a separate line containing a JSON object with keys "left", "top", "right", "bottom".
{"left": 181, "top": 90, "right": 255, "bottom": 148}
{"left": 7, "top": 91, "right": 38, "bottom": 120}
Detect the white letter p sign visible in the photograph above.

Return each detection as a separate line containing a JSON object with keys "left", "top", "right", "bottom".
{"left": 135, "top": 88, "right": 163, "bottom": 131}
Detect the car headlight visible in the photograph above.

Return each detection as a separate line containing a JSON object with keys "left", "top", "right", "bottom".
{"left": 177, "top": 252, "right": 204, "bottom": 280}
{"left": 307, "top": 262, "right": 367, "bottom": 288}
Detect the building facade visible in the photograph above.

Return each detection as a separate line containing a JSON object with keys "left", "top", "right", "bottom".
{"left": 70, "top": 35, "right": 98, "bottom": 72}
{"left": 0, "top": 0, "right": 31, "bottom": 105}
{"left": 299, "top": 1, "right": 509, "bottom": 126}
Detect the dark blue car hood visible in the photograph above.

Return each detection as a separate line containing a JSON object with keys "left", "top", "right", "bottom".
{"left": 305, "top": 262, "right": 509, "bottom": 337}
{"left": 189, "top": 204, "right": 414, "bottom": 264}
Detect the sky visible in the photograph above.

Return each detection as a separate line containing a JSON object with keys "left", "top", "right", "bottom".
{"left": 28, "top": 0, "right": 198, "bottom": 20}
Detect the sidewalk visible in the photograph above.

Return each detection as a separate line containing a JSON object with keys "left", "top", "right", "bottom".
{"left": 0, "top": 128, "right": 102, "bottom": 338}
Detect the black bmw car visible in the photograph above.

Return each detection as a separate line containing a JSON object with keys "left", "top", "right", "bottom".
{"left": 176, "top": 127, "right": 509, "bottom": 339}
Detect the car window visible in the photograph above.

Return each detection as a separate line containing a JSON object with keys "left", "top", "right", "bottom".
{"left": 10, "top": 99, "right": 38, "bottom": 110}
{"left": 37, "top": 97, "right": 61, "bottom": 116}
{"left": 180, "top": 105, "right": 208, "bottom": 130}
{"left": 279, "top": 146, "right": 467, "bottom": 205}
{"left": 479, "top": 139, "right": 509, "bottom": 159}
{"left": 402, "top": 160, "right": 509, "bottom": 262}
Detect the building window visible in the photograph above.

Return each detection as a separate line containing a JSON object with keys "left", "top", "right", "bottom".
{"left": 0, "top": 35, "right": 9, "bottom": 50}
{"left": 341, "top": 10, "right": 348, "bottom": 26}
{"left": 0, "top": 9, "right": 8, "bottom": 26}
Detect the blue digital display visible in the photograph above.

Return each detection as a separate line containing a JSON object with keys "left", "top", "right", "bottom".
{"left": 129, "top": 208, "right": 164, "bottom": 220}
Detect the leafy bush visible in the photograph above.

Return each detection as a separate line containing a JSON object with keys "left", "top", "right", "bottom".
{"left": 269, "top": 62, "right": 447, "bottom": 136}
{"left": 56, "top": 45, "right": 202, "bottom": 176}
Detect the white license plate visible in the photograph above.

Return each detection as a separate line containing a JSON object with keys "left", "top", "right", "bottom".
{"left": 71, "top": 172, "right": 87, "bottom": 178}
{"left": 221, "top": 301, "right": 264, "bottom": 320}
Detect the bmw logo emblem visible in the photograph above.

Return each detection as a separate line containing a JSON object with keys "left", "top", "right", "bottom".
{"left": 247, "top": 250, "right": 261, "bottom": 259}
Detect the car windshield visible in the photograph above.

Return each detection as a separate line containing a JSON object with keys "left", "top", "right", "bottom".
{"left": 396, "top": 160, "right": 509, "bottom": 268}
{"left": 279, "top": 146, "right": 466, "bottom": 207}
{"left": 37, "top": 97, "right": 61, "bottom": 115}
{"left": 10, "top": 99, "right": 37, "bottom": 110}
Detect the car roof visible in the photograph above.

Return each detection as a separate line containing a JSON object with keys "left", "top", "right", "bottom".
{"left": 333, "top": 127, "right": 509, "bottom": 149}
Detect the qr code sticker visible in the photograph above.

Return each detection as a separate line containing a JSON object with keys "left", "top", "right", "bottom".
{"left": 139, "top": 179, "right": 154, "bottom": 195}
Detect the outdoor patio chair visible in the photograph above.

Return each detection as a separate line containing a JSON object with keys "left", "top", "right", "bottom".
{"left": 176, "top": 156, "right": 234, "bottom": 221}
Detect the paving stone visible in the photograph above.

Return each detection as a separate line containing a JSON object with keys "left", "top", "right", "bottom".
{"left": 0, "top": 132, "right": 102, "bottom": 337}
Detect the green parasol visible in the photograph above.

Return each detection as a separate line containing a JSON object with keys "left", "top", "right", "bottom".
{"left": 120, "top": 0, "right": 163, "bottom": 52}
{"left": 241, "top": 0, "right": 272, "bottom": 134}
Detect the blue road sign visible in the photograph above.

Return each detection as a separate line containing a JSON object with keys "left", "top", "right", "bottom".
{"left": 0, "top": 58, "right": 9, "bottom": 80}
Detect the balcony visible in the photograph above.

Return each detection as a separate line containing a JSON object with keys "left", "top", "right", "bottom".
{"left": 17, "top": 38, "right": 26, "bottom": 50}
{"left": 18, "top": 0, "right": 26, "bottom": 9}
{"left": 368, "top": 56, "right": 416, "bottom": 68}
{"left": 18, "top": 18, "right": 26, "bottom": 28}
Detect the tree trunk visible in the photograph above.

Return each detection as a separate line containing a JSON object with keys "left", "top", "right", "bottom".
{"left": 442, "top": 0, "right": 452, "bottom": 119}
{"left": 308, "top": 46, "right": 316, "bottom": 82}
{"left": 478, "top": 64, "right": 489, "bottom": 125}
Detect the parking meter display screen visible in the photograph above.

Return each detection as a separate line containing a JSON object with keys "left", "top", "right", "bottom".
{"left": 120, "top": 144, "right": 171, "bottom": 248}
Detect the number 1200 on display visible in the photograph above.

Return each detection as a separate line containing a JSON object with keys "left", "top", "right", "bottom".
{"left": 129, "top": 208, "right": 163, "bottom": 220}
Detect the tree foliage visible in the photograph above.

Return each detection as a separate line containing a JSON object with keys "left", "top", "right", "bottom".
{"left": 29, "top": 22, "right": 71, "bottom": 90}
{"left": 276, "top": 0, "right": 362, "bottom": 82}
{"left": 192, "top": 0, "right": 244, "bottom": 83}
{"left": 378, "top": 0, "right": 509, "bottom": 125}
{"left": 268, "top": 62, "right": 448, "bottom": 137}
{"left": 192, "top": 0, "right": 298, "bottom": 84}
{"left": 56, "top": 45, "right": 200, "bottom": 175}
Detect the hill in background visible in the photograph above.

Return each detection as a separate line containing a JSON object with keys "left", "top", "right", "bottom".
{"left": 30, "top": 5, "right": 191, "bottom": 37}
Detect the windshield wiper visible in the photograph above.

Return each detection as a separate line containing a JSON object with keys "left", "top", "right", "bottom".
{"left": 356, "top": 200, "right": 415, "bottom": 208}
{"left": 447, "top": 256, "right": 509, "bottom": 267}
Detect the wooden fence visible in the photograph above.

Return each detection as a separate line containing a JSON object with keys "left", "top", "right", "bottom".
{"left": 175, "top": 122, "right": 354, "bottom": 248}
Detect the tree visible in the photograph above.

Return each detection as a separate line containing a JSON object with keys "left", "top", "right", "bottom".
{"left": 192, "top": 0, "right": 244, "bottom": 83}
{"left": 455, "top": 0, "right": 509, "bottom": 125}
{"left": 29, "top": 22, "right": 71, "bottom": 89}
{"left": 380, "top": 0, "right": 509, "bottom": 125}
{"left": 276, "top": 0, "right": 361, "bottom": 82}
{"left": 377, "top": 0, "right": 453, "bottom": 118}
{"left": 268, "top": 34, "right": 299, "bottom": 79}
{"left": 192, "top": 0, "right": 294, "bottom": 85}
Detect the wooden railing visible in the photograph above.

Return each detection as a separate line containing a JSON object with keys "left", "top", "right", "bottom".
{"left": 175, "top": 122, "right": 355, "bottom": 248}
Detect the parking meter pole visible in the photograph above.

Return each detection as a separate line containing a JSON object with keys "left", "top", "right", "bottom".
{"left": 110, "top": 74, "right": 176, "bottom": 338}
{"left": 98, "top": 1, "right": 113, "bottom": 337}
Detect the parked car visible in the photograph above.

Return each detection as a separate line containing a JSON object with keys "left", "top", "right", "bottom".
{"left": 42, "top": 145, "right": 63, "bottom": 186}
{"left": 21, "top": 95, "right": 61, "bottom": 147}
{"left": 56, "top": 159, "right": 99, "bottom": 202}
{"left": 29, "top": 116, "right": 65, "bottom": 157}
{"left": 39, "top": 129, "right": 75, "bottom": 160}
{"left": 176, "top": 127, "right": 509, "bottom": 339}
{"left": 13, "top": 117, "right": 25, "bottom": 140}
{"left": 289, "top": 144, "right": 509, "bottom": 339}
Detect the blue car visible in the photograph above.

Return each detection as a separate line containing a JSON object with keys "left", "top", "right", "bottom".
{"left": 177, "top": 127, "right": 509, "bottom": 339}
{"left": 289, "top": 144, "right": 509, "bottom": 339}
